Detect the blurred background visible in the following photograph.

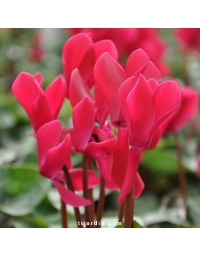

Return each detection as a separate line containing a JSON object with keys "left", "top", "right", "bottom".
{"left": 1, "top": 28, "right": 200, "bottom": 228}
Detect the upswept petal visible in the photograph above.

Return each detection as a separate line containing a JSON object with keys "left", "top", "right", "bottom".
{"left": 141, "top": 61, "right": 161, "bottom": 81}
{"left": 39, "top": 135, "right": 71, "bottom": 179}
{"left": 44, "top": 75, "right": 67, "bottom": 118}
{"left": 69, "top": 169, "right": 100, "bottom": 191}
{"left": 94, "top": 83, "right": 109, "bottom": 127}
{"left": 53, "top": 179, "right": 91, "bottom": 207}
{"left": 118, "top": 76, "right": 138, "bottom": 127}
{"left": 72, "top": 96, "right": 95, "bottom": 152}
{"left": 94, "top": 39, "right": 118, "bottom": 61}
{"left": 133, "top": 173, "right": 145, "bottom": 198}
{"left": 126, "top": 48, "right": 150, "bottom": 77}
{"left": 148, "top": 78, "right": 159, "bottom": 93}
{"left": 151, "top": 80, "right": 181, "bottom": 132}
{"left": 31, "top": 92, "right": 52, "bottom": 132}
{"left": 164, "top": 87, "right": 199, "bottom": 133}
{"left": 126, "top": 75, "right": 155, "bottom": 147}
{"left": 118, "top": 147, "right": 142, "bottom": 204}
{"left": 94, "top": 52, "right": 126, "bottom": 127}
{"left": 84, "top": 139, "right": 115, "bottom": 157}
{"left": 62, "top": 33, "right": 95, "bottom": 88}
{"left": 11, "top": 72, "right": 40, "bottom": 124}
{"left": 95, "top": 154, "right": 113, "bottom": 181}
{"left": 36, "top": 120, "right": 62, "bottom": 166}
{"left": 33, "top": 72, "right": 43, "bottom": 87}
{"left": 111, "top": 128, "right": 129, "bottom": 189}
{"left": 69, "top": 69, "right": 94, "bottom": 108}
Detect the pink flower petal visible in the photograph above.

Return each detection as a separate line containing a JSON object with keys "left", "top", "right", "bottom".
{"left": 133, "top": 173, "right": 145, "bottom": 198}
{"left": 69, "top": 169, "right": 100, "bottom": 191}
{"left": 31, "top": 92, "right": 52, "bottom": 132}
{"left": 111, "top": 128, "right": 129, "bottom": 189}
{"left": 94, "top": 52, "right": 126, "bottom": 127}
{"left": 11, "top": 72, "right": 40, "bottom": 127}
{"left": 69, "top": 69, "right": 94, "bottom": 108}
{"left": 126, "top": 75, "right": 155, "bottom": 147}
{"left": 53, "top": 179, "right": 91, "bottom": 207}
{"left": 152, "top": 80, "right": 181, "bottom": 132}
{"left": 84, "top": 139, "right": 115, "bottom": 158}
{"left": 94, "top": 39, "right": 118, "bottom": 61}
{"left": 118, "top": 147, "right": 142, "bottom": 204}
{"left": 62, "top": 33, "right": 95, "bottom": 92}
{"left": 142, "top": 61, "right": 161, "bottom": 81}
{"left": 33, "top": 72, "right": 43, "bottom": 87}
{"left": 164, "top": 87, "right": 199, "bottom": 133}
{"left": 36, "top": 120, "right": 62, "bottom": 166}
{"left": 118, "top": 76, "right": 138, "bottom": 127}
{"left": 44, "top": 75, "right": 67, "bottom": 118}
{"left": 72, "top": 96, "right": 95, "bottom": 152}
{"left": 94, "top": 83, "right": 109, "bottom": 127}
{"left": 126, "top": 48, "right": 150, "bottom": 78}
{"left": 39, "top": 134, "right": 71, "bottom": 179}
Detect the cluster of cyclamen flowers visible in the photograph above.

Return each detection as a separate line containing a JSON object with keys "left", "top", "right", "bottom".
{"left": 12, "top": 31, "right": 199, "bottom": 227}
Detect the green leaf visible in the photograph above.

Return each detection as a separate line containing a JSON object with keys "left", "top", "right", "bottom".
{"left": 0, "top": 166, "right": 51, "bottom": 216}
{"left": 142, "top": 148, "right": 178, "bottom": 175}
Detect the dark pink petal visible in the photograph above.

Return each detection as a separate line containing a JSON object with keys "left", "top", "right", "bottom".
{"left": 31, "top": 92, "right": 52, "bottom": 132}
{"left": 36, "top": 120, "right": 62, "bottom": 166}
{"left": 62, "top": 33, "right": 95, "bottom": 92}
{"left": 118, "top": 76, "right": 138, "bottom": 127}
{"left": 141, "top": 61, "right": 161, "bottom": 81}
{"left": 126, "top": 75, "right": 155, "bottom": 147}
{"left": 11, "top": 72, "right": 40, "bottom": 126}
{"left": 94, "top": 83, "right": 109, "bottom": 127}
{"left": 151, "top": 80, "right": 181, "bottom": 132}
{"left": 148, "top": 78, "right": 159, "bottom": 93}
{"left": 126, "top": 48, "right": 150, "bottom": 77}
{"left": 44, "top": 75, "right": 67, "bottom": 118}
{"left": 111, "top": 128, "right": 129, "bottom": 189}
{"left": 53, "top": 179, "right": 91, "bottom": 207}
{"left": 95, "top": 154, "right": 113, "bottom": 181}
{"left": 33, "top": 72, "right": 43, "bottom": 87}
{"left": 39, "top": 135, "right": 71, "bottom": 179}
{"left": 72, "top": 96, "right": 95, "bottom": 152}
{"left": 94, "top": 52, "right": 126, "bottom": 127}
{"left": 118, "top": 147, "right": 142, "bottom": 204}
{"left": 94, "top": 39, "right": 118, "bottom": 61}
{"left": 69, "top": 69, "right": 94, "bottom": 108}
{"left": 164, "top": 87, "right": 199, "bottom": 133}
{"left": 147, "top": 126, "right": 163, "bottom": 149}
{"left": 133, "top": 173, "right": 144, "bottom": 198}
{"left": 85, "top": 139, "right": 115, "bottom": 157}
{"left": 69, "top": 169, "right": 100, "bottom": 191}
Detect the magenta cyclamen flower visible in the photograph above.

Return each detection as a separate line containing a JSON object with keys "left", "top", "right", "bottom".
{"left": 36, "top": 120, "right": 91, "bottom": 207}
{"left": 94, "top": 49, "right": 181, "bottom": 203}
{"left": 12, "top": 72, "right": 66, "bottom": 132}
{"left": 62, "top": 33, "right": 118, "bottom": 96}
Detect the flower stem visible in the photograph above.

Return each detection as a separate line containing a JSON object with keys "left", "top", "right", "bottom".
{"left": 83, "top": 154, "right": 93, "bottom": 227}
{"left": 62, "top": 165, "right": 83, "bottom": 228}
{"left": 96, "top": 176, "right": 105, "bottom": 228}
{"left": 60, "top": 199, "right": 68, "bottom": 228}
{"left": 124, "top": 188, "right": 134, "bottom": 228}
{"left": 174, "top": 133, "right": 188, "bottom": 216}
{"left": 118, "top": 200, "right": 125, "bottom": 223}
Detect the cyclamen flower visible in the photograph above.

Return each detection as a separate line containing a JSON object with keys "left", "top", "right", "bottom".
{"left": 67, "top": 28, "right": 170, "bottom": 75}
{"left": 94, "top": 49, "right": 181, "bottom": 203}
{"left": 62, "top": 33, "right": 118, "bottom": 96}
{"left": 35, "top": 120, "right": 92, "bottom": 207}
{"left": 12, "top": 72, "right": 66, "bottom": 132}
